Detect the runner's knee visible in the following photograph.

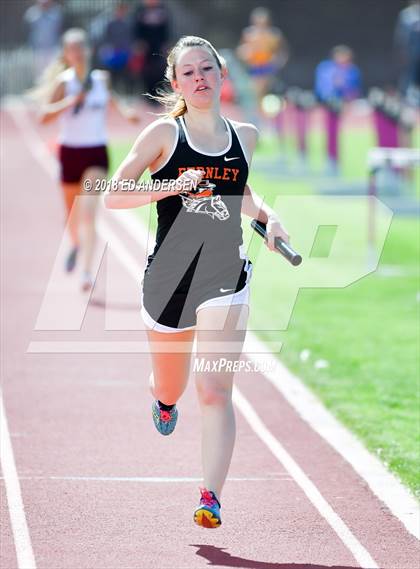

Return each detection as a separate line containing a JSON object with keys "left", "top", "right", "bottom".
{"left": 195, "top": 375, "right": 232, "bottom": 406}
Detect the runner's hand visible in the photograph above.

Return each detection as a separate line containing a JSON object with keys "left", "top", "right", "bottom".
{"left": 175, "top": 169, "right": 204, "bottom": 193}
{"left": 265, "top": 215, "right": 290, "bottom": 252}
{"left": 72, "top": 92, "right": 86, "bottom": 107}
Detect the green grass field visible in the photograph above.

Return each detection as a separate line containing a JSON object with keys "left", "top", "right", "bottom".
{"left": 109, "top": 125, "right": 420, "bottom": 498}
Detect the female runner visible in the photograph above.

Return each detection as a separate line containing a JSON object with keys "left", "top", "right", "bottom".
{"left": 105, "top": 35, "right": 289, "bottom": 528}
{"left": 39, "top": 28, "right": 139, "bottom": 291}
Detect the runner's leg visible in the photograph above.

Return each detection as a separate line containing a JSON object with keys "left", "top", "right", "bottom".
{"left": 195, "top": 303, "right": 249, "bottom": 499}
{"left": 62, "top": 182, "right": 80, "bottom": 247}
{"left": 80, "top": 167, "right": 106, "bottom": 275}
{"left": 146, "top": 327, "right": 195, "bottom": 405}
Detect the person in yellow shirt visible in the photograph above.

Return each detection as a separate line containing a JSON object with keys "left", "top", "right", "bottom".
{"left": 237, "top": 7, "right": 289, "bottom": 109}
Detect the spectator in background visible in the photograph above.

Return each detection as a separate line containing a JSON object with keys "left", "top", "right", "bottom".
{"left": 24, "top": 0, "right": 63, "bottom": 79}
{"left": 96, "top": 2, "right": 132, "bottom": 92}
{"left": 315, "top": 45, "right": 361, "bottom": 104}
{"left": 89, "top": 3, "right": 113, "bottom": 64}
{"left": 315, "top": 45, "right": 362, "bottom": 174}
{"left": 132, "top": 0, "right": 171, "bottom": 100}
{"left": 237, "top": 7, "right": 289, "bottom": 110}
{"left": 394, "top": 0, "right": 420, "bottom": 103}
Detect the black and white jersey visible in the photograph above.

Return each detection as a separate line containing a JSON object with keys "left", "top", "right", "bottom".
{"left": 142, "top": 115, "right": 253, "bottom": 329}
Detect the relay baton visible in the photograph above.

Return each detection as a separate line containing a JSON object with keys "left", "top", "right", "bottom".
{"left": 251, "top": 219, "right": 302, "bottom": 266}
{"left": 73, "top": 70, "right": 93, "bottom": 115}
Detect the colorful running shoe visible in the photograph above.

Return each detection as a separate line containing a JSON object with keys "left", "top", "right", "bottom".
{"left": 193, "top": 487, "right": 222, "bottom": 528}
{"left": 151, "top": 400, "right": 178, "bottom": 436}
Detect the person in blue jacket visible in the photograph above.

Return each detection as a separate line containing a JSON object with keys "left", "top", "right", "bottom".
{"left": 315, "top": 45, "right": 362, "bottom": 173}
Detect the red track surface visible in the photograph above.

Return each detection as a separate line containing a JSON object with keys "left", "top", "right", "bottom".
{"left": 1, "top": 104, "right": 419, "bottom": 569}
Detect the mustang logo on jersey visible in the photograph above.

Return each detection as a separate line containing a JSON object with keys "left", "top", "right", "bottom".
{"left": 180, "top": 180, "right": 230, "bottom": 221}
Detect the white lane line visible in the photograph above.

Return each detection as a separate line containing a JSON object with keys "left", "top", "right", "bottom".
{"left": 107, "top": 208, "right": 154, "bottom": 256}
{"left": 4, "top": 99, "right": 57, "bottom": 177}
{"left": 0, "top": 390, "right": 37, "bottom": 569}
{"left": 232, "top": 386, "right": 378, "bottom": 569}
{"left": 96, "top": 217, "right": 140, "bottom": 281}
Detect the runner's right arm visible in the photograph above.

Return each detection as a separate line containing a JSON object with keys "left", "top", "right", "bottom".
{"left": 104, "top": 120, "right": 203, "bottom": 209}
{"left": 39, "top": 79, "right": 84, "bottom": 124}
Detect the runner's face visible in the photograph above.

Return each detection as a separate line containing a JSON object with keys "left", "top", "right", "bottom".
{"left": 64, "top": 41, "right": 88, "bottom": 67}
{"left": 172, "top": 47, "right": 224, "bottom": 109}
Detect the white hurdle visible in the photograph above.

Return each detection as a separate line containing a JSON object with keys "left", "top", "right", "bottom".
{"left": 367, "top": 147, "right": 420, "bottom": 266}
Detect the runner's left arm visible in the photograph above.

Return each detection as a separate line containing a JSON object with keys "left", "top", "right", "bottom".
{"left": 242, "top": 183, "right": 290, "bottom": 248}
{"left": 238, "top": 117, "right": 290, "bottom": 248}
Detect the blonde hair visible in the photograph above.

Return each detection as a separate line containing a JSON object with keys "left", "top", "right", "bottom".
{"left": 152, "top": 36, "right": 226, "bottom": 118}
{"left": 27, "top": 28, "right": 88, "bottom": 102}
